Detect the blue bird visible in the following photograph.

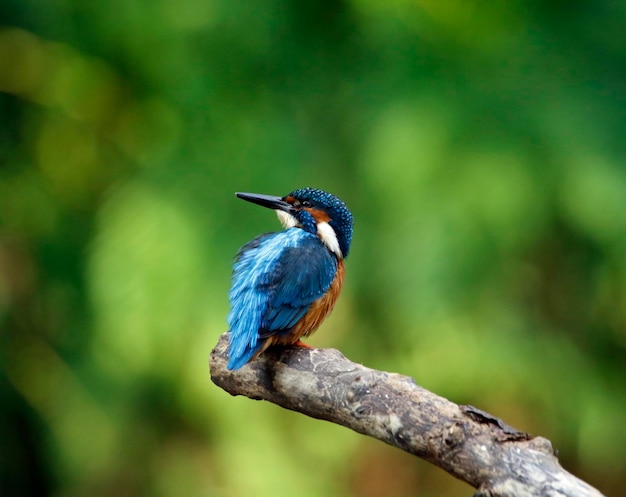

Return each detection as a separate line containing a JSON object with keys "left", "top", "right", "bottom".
{"left": 226, "top": 187, "right": 353, "bottom": 370}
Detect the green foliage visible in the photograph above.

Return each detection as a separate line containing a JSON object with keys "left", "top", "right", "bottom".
{"left": 1, "top": 1, "right": 625, "bottom": 496}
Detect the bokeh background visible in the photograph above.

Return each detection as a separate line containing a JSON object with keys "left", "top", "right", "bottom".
{"left": 1, "top": 1, "right": 625, "bottom": 496}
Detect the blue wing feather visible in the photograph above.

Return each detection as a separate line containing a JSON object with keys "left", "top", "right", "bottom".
{"left": 262, "top": 305, "right": 307, "bottom": 335}
{"left": 227, "top": 228, "right": 337, "bottom": 369}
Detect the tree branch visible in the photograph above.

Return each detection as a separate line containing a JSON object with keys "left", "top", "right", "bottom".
{"left": 209, "top": 333, "right": 604, "bottom": 497}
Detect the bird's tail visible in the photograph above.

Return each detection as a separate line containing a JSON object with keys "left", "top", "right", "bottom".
{"left": 226, "top": 332, "right": 262, "bottom": 370}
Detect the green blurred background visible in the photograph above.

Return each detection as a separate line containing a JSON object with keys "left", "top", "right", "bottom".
{"left": 1, "top": 1, "right": 625, "bottom": 496}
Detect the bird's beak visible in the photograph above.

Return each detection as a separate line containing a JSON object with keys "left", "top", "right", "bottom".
{"left": 236, "top": 192, "right": 293, "bottom": 213}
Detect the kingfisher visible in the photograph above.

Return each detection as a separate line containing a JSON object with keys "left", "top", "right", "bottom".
{"left": 226, "top": 187, "right": 353, "bottom": 370}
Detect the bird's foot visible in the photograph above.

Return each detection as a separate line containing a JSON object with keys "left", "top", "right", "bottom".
{"left": 293, "top": 340, "right": 313, "bottom": 349}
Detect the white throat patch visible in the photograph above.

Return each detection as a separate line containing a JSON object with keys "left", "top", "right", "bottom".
{"left": 317, "top": 222, "right": 343, "bottom": 259}
{"left": 276, "top": 210, "right": 299, "bottom": 229}
{"left": 276, "top": 210, "right": 342, "bottom": 258}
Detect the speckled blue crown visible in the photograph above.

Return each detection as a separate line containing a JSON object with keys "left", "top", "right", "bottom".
{"left": 287, "top": 188, "right": 353, "bottom": 258}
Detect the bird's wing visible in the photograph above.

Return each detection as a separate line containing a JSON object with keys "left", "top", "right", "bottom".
{"left": 259, "top": 241, "right": 338, "bottom": 336}
{"left": 227, "top": 229, "right": 337, "bottom": 369}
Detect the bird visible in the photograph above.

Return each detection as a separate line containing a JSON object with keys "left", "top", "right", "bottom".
{"left": 226, "top": 187, "right": 353, "bottom": 370}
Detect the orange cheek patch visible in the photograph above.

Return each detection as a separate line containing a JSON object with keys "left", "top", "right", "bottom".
{"left": 305, "top": 208, "right": 331, "bottom": 223}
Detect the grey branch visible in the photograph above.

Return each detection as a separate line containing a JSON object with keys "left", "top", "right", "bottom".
{"left": 209, "top": 333, "right": 604, "bottom": 497}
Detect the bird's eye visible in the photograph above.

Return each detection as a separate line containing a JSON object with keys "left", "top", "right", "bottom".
{"left": 301, "top": 200, "right": 312, "bottom": 208}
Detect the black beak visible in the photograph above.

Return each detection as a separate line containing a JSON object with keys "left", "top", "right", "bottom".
{"left": 236, "top": 192, "right": 293, "bottom": 213}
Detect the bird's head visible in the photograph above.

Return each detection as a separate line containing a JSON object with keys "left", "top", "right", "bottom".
{"left": 236, "top": 187, "right": 353, "bottom": 259}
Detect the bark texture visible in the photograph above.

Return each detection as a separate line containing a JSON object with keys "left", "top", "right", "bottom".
{"left": 210, "top": 332, "right": 604, "bottom": 497}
